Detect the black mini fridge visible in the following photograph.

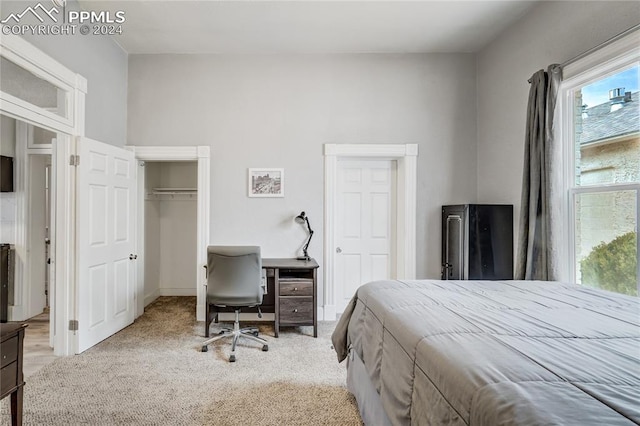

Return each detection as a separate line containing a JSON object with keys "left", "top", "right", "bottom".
{"left": 441, "top": 204, "right": 513, "bottom": 280}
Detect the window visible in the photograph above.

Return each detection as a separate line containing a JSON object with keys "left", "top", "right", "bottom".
{"left": 562, "top": 46, "right": 639, "bottom": 296}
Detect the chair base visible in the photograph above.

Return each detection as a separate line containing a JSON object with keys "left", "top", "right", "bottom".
{"left": 201, "top": 309, "right": 268, "bottom": 362}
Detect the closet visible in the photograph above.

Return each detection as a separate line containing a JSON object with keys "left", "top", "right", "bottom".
{"left": 143, "top": 161, "right": 198, "bottom": 306}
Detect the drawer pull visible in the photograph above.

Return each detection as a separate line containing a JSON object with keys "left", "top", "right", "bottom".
{"left": 293, "top": 309, "right": 298, "bottom": 313}
{"left": 294, "top": 287, "right": 298, "bottom": 291}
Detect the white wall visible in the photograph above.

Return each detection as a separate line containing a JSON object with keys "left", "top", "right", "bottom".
{"left": 1, "top": 0, "right": 128, "bottom": 147}
{"left": 476, "top": 1, "right": 640, "bottom": 253}
{"left": 128, "top": 53, "right": 478, "bottom": 298}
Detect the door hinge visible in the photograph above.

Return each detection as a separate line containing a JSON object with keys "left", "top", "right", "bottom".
{"left": 68, "top": 319, "right": 79, "bottom": 331}
{"left": 69, "top": 155, "right": 80, "bottom": 166}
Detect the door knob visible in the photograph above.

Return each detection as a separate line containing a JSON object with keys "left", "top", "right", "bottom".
{"left": 336, "top": 247, "right": 342, "bottom": 254}
{"left": 129, "top": 254, "right": 138, "bottom": 260}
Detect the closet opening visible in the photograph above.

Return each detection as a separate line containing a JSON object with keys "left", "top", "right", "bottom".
{"left": 142, "top": 161, "right": 198, "bottom": 308}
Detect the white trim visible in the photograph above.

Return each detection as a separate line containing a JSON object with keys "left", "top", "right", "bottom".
{"left": 563, "top": 29, "right": 640, "bottom": 80}
{"left": 53, "top": 134, "right": 77, "bottom": 356}
{"left": 558, "top": 30, "right": 639, "bottom": 286}
{"left": 1, "top": 36, "right": 87, "bottom": 356}
{"left": 1, "top": 35, "right": 82, "bottom": 91}
{"left": 0, "top": 93, "right": 73, "bottom": 133}
{"left": 0, "top": 35, "right": 88, "bottom": 136}
{"left": 129, "top": 146, "right": 211, "bottom": 322}
{"left": 323, "top": 144, "right": 417, "bottom": 319}
{"left": 131, "top": 146, "right": 202, "bottom": 160}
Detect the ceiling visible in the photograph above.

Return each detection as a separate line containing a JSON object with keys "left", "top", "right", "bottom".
{"left": 77, "top": 1, "right": 539, "bottom": 55}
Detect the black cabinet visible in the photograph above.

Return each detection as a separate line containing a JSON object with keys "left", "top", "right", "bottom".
{"left": 442, "top": 204, "right": 513, "bottom": 280}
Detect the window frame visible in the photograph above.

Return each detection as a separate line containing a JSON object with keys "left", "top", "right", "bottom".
{"left": 558, "top": 33, "right": 640, "bottom": 292}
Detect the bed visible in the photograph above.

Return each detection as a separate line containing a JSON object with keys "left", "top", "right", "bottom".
{"left": 331, "top": 279, "right": 640, "bottom": 425}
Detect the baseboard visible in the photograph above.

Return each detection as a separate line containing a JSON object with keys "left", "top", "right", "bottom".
{"left": 323, "top": 304, "right": 337, "bottom": 321}
{"left": 144, "top": 289, "right": 161, "bottom": 307}
{"left": 158, "top": 288, "right": 197, "bottom": 297}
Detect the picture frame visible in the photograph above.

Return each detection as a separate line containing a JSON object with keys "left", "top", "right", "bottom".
{"left": 248, "top": 168, "right": 284, "bottom": 197}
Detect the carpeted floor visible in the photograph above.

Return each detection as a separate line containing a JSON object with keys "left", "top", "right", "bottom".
{"left": 1, "top": 297, "right": 362, "bottom": 425}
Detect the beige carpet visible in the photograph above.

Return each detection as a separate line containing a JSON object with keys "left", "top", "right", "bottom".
{"left": 1, "top": 297, "right": 362, "bottom": 425}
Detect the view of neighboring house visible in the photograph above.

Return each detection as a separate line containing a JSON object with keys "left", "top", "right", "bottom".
{"left": 574, "top": 88, "right": 639, "bottom": 289}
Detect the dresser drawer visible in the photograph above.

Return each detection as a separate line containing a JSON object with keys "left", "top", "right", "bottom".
{"left": 279, "top": 297, "right": 313, "bottom": 324}
{"left": 279, "top": 280, "right": 313, "bottom": 296}
{"left": 0, "top": 361, "right": 18, "bottom": 397}
{"left": 0, "top": 336, "right": 18, "bottom": 369}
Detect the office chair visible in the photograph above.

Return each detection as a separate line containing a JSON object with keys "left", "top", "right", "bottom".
{"left": 201, "top": 246, "right": 268, "bottom": 362}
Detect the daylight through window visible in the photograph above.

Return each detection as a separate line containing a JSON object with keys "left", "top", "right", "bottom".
{"left": 568, "top": 63, "right": 639, "bottom": 296}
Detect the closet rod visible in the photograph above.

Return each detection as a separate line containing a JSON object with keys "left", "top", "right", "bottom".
{"left": 561, "top": 23, "right": 639, "bottom": 68}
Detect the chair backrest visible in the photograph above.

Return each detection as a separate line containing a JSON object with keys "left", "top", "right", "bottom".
{"left": 207, "top": 246, "right": 263, "bottom": 307}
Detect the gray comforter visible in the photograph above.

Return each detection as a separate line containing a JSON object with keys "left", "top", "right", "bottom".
{"left": 331, "top": 279, "right": 640, "bottom": 425}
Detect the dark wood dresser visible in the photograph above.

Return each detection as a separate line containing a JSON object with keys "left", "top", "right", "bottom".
{"left": 1, "top": 323, "right": 27, "bottom": 426}
{"left": 263, "top": 258, "right": 319, "bottom": 338}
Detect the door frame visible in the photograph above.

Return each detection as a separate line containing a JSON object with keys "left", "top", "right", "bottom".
{"left": 129, "top": 146, "right": 211, "bottom": 321}
{"left": 1, "top": 35, "right": 87, "bottom": 356}
{"left": 323, "top": 144, "right": 418, "bottom": 319}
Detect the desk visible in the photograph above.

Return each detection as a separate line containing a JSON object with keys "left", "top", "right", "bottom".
{"left": 207, "top": 258, "right": 319, "bottom": 338}
{"left": 1, "top": 323, "right": 27, "bottom": 426}
{"left": 263, "top": 258, "right": 319, "bottom": 338}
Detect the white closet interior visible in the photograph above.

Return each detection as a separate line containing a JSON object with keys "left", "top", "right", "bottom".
{"left": 143, "top": 161, "right": 198, "bottom": 306}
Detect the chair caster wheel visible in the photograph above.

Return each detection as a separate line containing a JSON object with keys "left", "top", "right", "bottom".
{"left": 262, "top": 345, "right": 269, "bottom": 352}
{"left": 229, "top": 354, "right": 236, "bottom": 362}
{"left": 253, "top": 331, "right": 259, "bottom": 337}
{"left": 201, "top": 346, "right": 208, "bottom": 352}
{"left": 218, "top": 330, "right": 225, "bottom": 335}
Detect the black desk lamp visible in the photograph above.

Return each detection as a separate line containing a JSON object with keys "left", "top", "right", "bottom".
{"left": 295, "top": 211, "right": 314, "bottom": 261}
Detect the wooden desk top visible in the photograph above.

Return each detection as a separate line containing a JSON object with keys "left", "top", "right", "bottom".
{"left": 262, "top": 258, "right": 319, "bottom": 269}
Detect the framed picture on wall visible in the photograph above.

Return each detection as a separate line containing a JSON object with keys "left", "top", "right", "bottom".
{"left": 248, "top": 168, "right": 284, "bottom": 197}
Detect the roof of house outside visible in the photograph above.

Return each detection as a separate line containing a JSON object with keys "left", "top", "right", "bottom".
{"left": 579, "top": 91, "right": 639, "bottom": 145}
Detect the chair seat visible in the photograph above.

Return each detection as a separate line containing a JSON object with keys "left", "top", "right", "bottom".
{"left": 202, "top": 245, "right": 268, "bottom": 362}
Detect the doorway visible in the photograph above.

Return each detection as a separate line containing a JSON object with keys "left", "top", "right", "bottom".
{"left": 323, "top": 144, "right": 418, "bottom": 319}
{"left": 142, "top": 161, "right": 198, "bottom": 306}
{"left": 335, "top": 159, "right": 397, "bottom": 312}
{"left": 1, "top": 115, "right": 56, "bottom": 361}
{"left": 132, "top": 146, "right": 210, "bottom": 321}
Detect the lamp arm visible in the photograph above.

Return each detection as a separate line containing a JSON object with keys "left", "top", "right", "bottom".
{"left": 302, "top": 217, "right": 314, "bottom": 259}
{"left": 302, "top": 230, "right": 314, "bottom": 259}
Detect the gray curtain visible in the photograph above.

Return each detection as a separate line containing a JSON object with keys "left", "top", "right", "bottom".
{"left": 515, "top": 64, "right": 562, "bottom": 280}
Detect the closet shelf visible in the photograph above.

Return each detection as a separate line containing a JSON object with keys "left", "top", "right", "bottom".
{"left": 146, "top": 188, "right": 197, "bottom": 199}
{"left": 151, "top": 187, "right": 197, "bottom": 194}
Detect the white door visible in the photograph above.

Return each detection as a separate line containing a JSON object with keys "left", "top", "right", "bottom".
{"left": 76, "top": 137, "right": 137, "bottom": 353}
{"left": 335, "top": 159, "right": 396, "bottom": 312}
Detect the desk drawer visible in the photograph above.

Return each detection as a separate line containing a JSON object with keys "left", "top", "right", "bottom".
{"left": 279, "top": 297, "right": 313, "bottom": 324}
{"left": 0, "top": 336, "right": 18, "bottom": 369}
{"left": 0, "top": 361, "right": 17, "bottom": 396}
{"left": 279, "top": 280, "right": 313, "bottom": 296}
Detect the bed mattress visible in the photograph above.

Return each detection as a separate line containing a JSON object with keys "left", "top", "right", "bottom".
{"left": 331, "top": 279, "right": 640, "bottom": 425}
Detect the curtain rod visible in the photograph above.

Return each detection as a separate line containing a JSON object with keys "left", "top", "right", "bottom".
{"left": 561, "top": 23, "right": 640, "bottom": 68}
